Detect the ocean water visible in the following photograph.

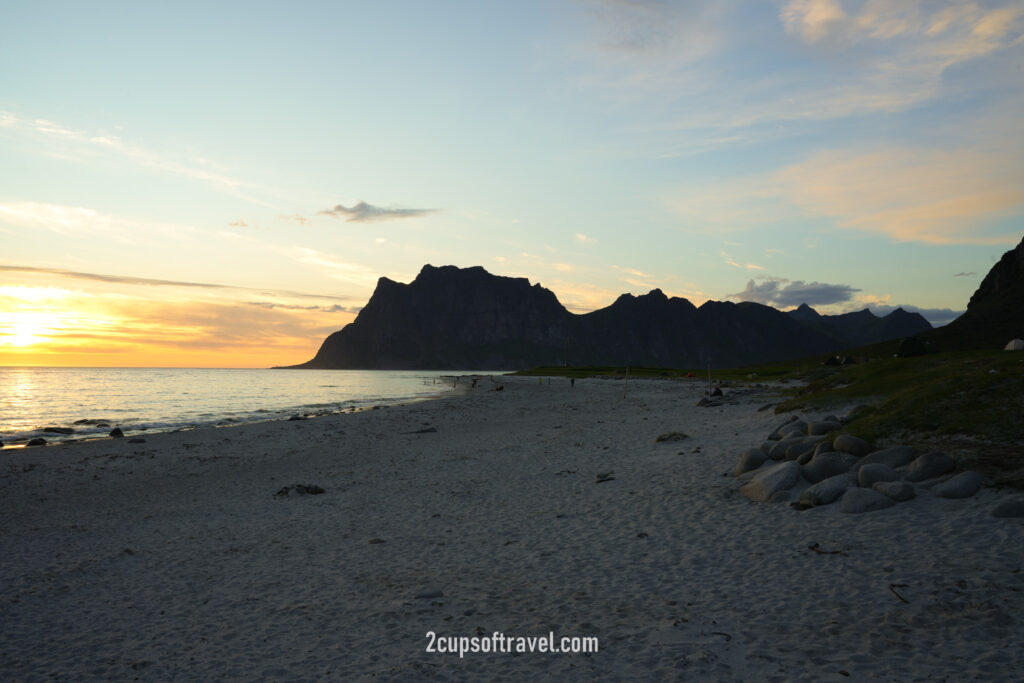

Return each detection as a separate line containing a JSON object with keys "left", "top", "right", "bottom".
{"left": 0, "top": 367, "right": 501, "bottom": 446}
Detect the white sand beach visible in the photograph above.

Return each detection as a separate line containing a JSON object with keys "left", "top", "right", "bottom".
{"left": 2, "top": 376, "right": 1022, "bottom": 681}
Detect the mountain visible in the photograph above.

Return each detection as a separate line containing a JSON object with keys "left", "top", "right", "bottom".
{"left": 787, "top": 303, "right": 932, "bottom": 349}
{"left": 287, "top": 264, "right": 934, "bottom": 370}
{"left": 926, "top": 235, "right": 1024, "bottom": 350}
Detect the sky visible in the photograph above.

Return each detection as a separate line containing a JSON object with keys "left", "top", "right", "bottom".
{"left": 2, "top": 0, "right": 1023, "bottom": 367}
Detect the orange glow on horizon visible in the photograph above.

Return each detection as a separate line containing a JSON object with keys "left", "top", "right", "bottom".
{"left": 0, "top": 285, "right": 350, "bottom": 368}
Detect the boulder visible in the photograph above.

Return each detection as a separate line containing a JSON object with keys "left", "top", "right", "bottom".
{"left": 799, "top": 473, "right": 855, "bottom": 507}
{"left": 768, "top": 437, "right": 803, "bottom": 460}
{"left": 109, "top": 427, "right": 125, "bottom": 438}
{"left": 833, "top": 434, "right": 871, "bottom": 457}
{"left": 796, "top": 450, "right": 815, "bottom": 465}
{"left": 813, "top": 441, "right": 834, "bottom": 456}
{"left": 840, "top": 488, "right": 897, "bottom": 514}
{"left": 767, "top": 416, "right": 800, "bottom": 441}
{"left": 26, "top": 437, "right": 48, "bottom": 446}
{"left": 785, "top": 440, "right": 818, "bottom": 461}
{"left": 858, "top": 445, "right": 916, "bottom": 470}
{"left": 734, "top": 448, "right": 768, "bottom": 477}
{"left": 873, "top": 481, "right": 916, "bottom": 501}
{"left": 808, "top": 420, "right": 841, "bottom": 436}
{"left": 903, "top": 452, "right": 955, "bottom": 482}
{"left": 778, "top": 421, "right": 809, "bottom": 439}
{"left": 990, "top": 496, "right": 1024, "bottom": 518}
{"left": 740, "top": 462, "right": 801, "bottom": 502}
{"left": 43, "top": 427, "right": 75, "bottom": 435}
{"left": 933, "top": 471, "right": 984, "bottom": 499}
{"left": 802, "top": 451, "right": 856, "bottom": 484}
{"left": 769, "top": 490, "right": 792, "bottom": 504}
{"left": 858, "top": 463, "right": 901, "bottom": 489}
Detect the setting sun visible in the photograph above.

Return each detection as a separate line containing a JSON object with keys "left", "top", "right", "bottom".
{"left": 0, "top": 311, "right": 62, "bottom": 347}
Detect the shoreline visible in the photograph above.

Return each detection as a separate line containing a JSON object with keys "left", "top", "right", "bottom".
{"left": 2, "top": 377, "right": 1022, "bottom": 680}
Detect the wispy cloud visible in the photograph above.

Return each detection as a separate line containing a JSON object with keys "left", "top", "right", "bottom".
{"left": 286, "top": 247, "right": 383, "bottom": 289}
{"left": 731, "top": 276, "right": 861, "bottom": 308}
{"left": 575, "top": 232, "right": 598, "bottom": 244}
{"left": 278, "top": 214, "right": 310, "bottom": 225}
{"left": 668, "top": 140, "right": 1024, "bottom": 245}
{"left": 572, "top": 0, "right": 1024, "bottom": 141}
{"left": 317, "top": 201, "right": 436, "bottom": 223}
{"left": 0, "top": 111, "right": 277, "bottom": 205}
{"left": 954, "top": 271, "right": 977, "bottom": 277}
{"left": 0, "top": 264, "right": 357, "bottom": 302}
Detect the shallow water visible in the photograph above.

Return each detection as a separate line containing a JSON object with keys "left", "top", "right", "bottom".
{"left": 0, "top": 367, "right": 503, "bottom": 445}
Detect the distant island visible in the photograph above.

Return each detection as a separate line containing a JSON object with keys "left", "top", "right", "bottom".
{"left": 281, "top": 264, "right": 935, "bottom": 370}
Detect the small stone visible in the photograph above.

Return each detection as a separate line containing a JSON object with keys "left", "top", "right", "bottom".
{"left": 840, "top": 487, "right": 896, "bottom": 514}
{"left": 903, "top": 452, "right": 955, "bottom": 482}
{"left": 933, "top": 471, "right": 984, "bottom": 499}
{"left": 129, "top": 437, "right": 146, "bottom": 444}
{"left": 740, "top": 461, "right": 801, "bottom": 502}
{"left": 26, "top": 437, "right": 48, "bottom": 446}
{"left": 734, "top": 448, "right": 768, "bottom": 477}
{"left": 833, "top": 434, "right": 871, "bottom": 457}
{"left": 873, "top": 481, "right": 915, "bottom": 501}
{"left": 990, "top": 496, "right": 1024, "bottom": 518}
{"left": 858, "top": 463, "right": 901, "bottom": 489}
{"left": 415, "top": 589, "right": 445, "bottom": 599}
{"left": 109, "top": 427, "right": 124, "bottom": 438}
{"left": 368, "top": 538, "right": 386, "bottom": 544}
{"left": 656, "top": 431, "right": 689, "bottom": 442}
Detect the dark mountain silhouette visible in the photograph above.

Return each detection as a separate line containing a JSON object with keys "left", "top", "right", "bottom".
{"left": 787, "top": 303, "right": 931, "bottom": 349}
{"left": 926, "top": 234, "right": 1024, "bottom": 350}
{"left": 286, "top": 264, "right": 934, "bottom": 370}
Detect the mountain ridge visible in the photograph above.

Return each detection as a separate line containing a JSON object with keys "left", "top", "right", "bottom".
{"left": 286, "top": 264, "right": 933, "bottom": 370}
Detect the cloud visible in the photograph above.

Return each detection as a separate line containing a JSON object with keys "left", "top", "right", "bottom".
{"left": 0, "top": 111, "right": 277, "bottom": 205}
{"left": 0, "top": 264, "right": 357, "bottom": 302}
{"left": 317, "top": 201, "right": 436, "bottom": 223}
{"left": 668, "top": 141, "right": 1024, "bottom": 245}
{"left": 731, "top": 277, "right": 861, "bottom": 308}
{"left": 228, "top": 220, "right": 248, "bottom": 227}
{"left": 570, "top": 0, "right": 1024, "bottom": 144}
{"left": 286, "top": 247, "right": 383, "bottom": 289}
{"left": 780, "top": 0, "right": 846, "bottom": 43}
{"left": 769, "top": 146, "right": 1024, "bottom": 244}
{"left": 278, "top": 214, "right": 309, "bottom": 225}
{"left": 575, "top": 232, "right": 598, "bottom": 244}
{"left": 245, "top": 301, "right": 359, "bottom": 314}
{"left": 954, "top": 271, "right": 977, "bottom": 277}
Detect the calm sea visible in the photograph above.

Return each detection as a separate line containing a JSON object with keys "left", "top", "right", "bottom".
{"left": 0, "top": 367, "right": 502, "bottom": 446}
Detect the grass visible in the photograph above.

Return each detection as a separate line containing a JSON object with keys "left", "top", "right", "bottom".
{"left": 517, "top": 350, "right": 1024, "bottom": 487}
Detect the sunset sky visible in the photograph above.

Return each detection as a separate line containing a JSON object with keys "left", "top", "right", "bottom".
{"left": 2, "top": 1, "right": 1023, "bottom": 367}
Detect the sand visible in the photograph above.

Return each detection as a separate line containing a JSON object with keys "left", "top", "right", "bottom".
{"left": 1, "top": 376, "right": 1022, "bottom": 681}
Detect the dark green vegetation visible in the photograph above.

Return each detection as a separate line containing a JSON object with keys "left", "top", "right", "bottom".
{"left": 516, "top": 348, "right": 1024, "bottom": 487}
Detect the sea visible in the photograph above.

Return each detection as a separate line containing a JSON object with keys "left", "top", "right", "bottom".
{"left": 0, "top": 367, "right": 504, "bottom": 447}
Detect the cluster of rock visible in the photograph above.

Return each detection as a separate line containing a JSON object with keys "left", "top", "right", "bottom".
{"left": 734, "top": 413, "right": 988, "bottom": 514}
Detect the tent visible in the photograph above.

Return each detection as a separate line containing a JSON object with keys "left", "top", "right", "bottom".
{"left": 1005, "top": 338, "right": 1024, "bottom": 351}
